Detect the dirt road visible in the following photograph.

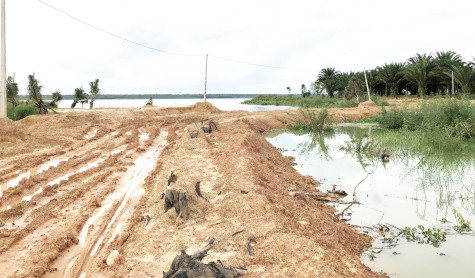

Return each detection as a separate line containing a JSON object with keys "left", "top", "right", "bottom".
{"left": 0, "top": 103, "right": 383, "bottom": 277}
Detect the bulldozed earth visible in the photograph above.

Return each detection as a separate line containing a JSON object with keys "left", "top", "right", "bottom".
{"left": 0, "top": 102, "right": 385, "bottom": 277}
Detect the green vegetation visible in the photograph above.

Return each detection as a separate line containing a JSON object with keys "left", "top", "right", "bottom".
{"left": 5, "top": 73, "right": 63, "bottom": 120}
{"left": 288, "top": 109, "right": 330, "bottom": 134}
{"left": 89, "top": 78, "right": 101, "bottom": 109}
{"left": 49, "top": 90, "right": 63, "bottom": 108}
{"left": 453, "top": 209, "right": 472, "bottom": 233}
{"left": 27, "top": 73, "right": 48, "bottom": 114}
{"left": 290, "top": 50, "right": 475, "bottom": 99}
{"left": 243, "top": 94, "right": 358, "bottom": 108}
{"left": 7, "top": 102, "right": 38, "bottom": 120}
{"left": 399, "top": 225, "right": 447, "bottom": 247}
{"left": 376, "top": 99, "right": 475, "bottom": 153}
{"left": 7, "top": 75, "right": 19, "bottom": 107}
{"left": 71, "top": 87, "right": 88, "bottom": 108}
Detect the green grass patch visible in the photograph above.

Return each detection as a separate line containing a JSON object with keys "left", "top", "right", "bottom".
{"left": 375, "top": 99, "right": 475, "bottom": 153}
{"left": 243, "top": 94, "right": 358, "bottom": 108}
{"left": 289, "top": 109, "right": 331, "bottom": 134}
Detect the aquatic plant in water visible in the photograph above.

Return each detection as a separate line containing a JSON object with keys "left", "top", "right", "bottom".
{"left": 399, "top": 225, "right": 447, "bottom": 247}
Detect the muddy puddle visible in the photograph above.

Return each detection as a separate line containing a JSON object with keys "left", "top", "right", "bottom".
{"left": 266, "top": 126, "right": 475, "bottom": 278}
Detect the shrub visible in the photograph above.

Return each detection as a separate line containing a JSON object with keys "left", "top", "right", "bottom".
{"left": 12, "top": 103, "right": 38, "bottom": 120}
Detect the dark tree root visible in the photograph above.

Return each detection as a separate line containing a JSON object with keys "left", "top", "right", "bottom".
{"left": 163, "top": 238, "right": 246, "bottom": 278}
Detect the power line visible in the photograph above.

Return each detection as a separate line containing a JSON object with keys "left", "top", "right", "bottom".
{"left": 37, "top": 0, "right": 318, "bottom": 72}
{"left": 37, "top": 0, "right": 203, "bottom": 57}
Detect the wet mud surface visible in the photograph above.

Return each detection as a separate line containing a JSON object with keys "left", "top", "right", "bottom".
{"left": 0, "top": 103, "right": 383, "bottom": 277}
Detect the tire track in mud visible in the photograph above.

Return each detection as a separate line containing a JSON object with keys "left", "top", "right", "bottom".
{"left": 0, "top": 123, "right": 154, "bottom": 277}
{"left": 57, "top": 131, "right": 169, "bottom": 278}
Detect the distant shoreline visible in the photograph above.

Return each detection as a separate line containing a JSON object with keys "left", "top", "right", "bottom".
{"left": 19, "top": 93, "right": 284, "bottom": 101}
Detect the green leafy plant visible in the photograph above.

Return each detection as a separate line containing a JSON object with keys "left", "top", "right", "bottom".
{"left": 399, "top": 225, "right": 447, "bottom": 247}
{"left": 453, "top": 209, "right": 471, "bottom": 233}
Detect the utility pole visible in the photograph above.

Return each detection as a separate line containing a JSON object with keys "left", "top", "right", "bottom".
{"left": 203, "top": 54, "right": 208, "bottom": 103}
{"left": 451, "top": 70, "right": 454, "bottom": 95}
{"left": 364, "top": 69, "right": 371, "bottom": 101}
{"left": 0, "top": 0, "right": 6, "bottom": 118}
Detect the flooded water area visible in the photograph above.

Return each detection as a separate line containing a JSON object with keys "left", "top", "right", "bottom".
{"left": 266, "top": 125, "right": 475, "bottom": 278}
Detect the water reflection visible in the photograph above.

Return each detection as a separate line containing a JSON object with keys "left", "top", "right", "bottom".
{"left": 265, "top": 126, "right": 475, "bottom": 278}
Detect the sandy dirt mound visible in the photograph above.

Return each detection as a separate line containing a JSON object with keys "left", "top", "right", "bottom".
{"left": 0, "top": 103, "right": 384, "bottom": 277}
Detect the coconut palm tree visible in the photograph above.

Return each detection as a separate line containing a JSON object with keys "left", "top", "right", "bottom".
{"left": 49, "top": 90, "right": 63, "bottom": 108}
{"left": 71, "top": 87, "right": 88, "bottom": 108}
{"left": 317, "top": 67, "right": 341, "bottom": 97}
{"left": 6, "top": 75, "right": 19, "bottom": 107}
{"left": 89, "top": 78, "right": 100, "bottom": 109}
{"left": 27, "top": 73, "right": 47, "bottom": 114}
{"left": 404, "top": 53, "right": 437, "bottom": 96}
{"left": 377, "top": 63, "right": 404, "bottom": 97}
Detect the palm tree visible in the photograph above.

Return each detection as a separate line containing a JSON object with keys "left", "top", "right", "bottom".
{"left": 27, "top": 73, "right": 47, "bottom": 114}
{"left": 434, "top": 51, "right": 464, "bottom": 93}
{"left": 71, "top": 87, "right": 87, "bottom": 108}
{"left": 6, "top": 75, "right": 19, "bottom": 107}
{"left": 377, "top": 63, "right": 404, "bottom": 97}
{"left": 317, "top": 67, "right": 341, "bottom": 97}
{"left": 89, "top": 78, "right": 100, "bottom": 109}
{"left": 435, "top": 50, "right": 463, "bottom": 69}
{"left": 445, "top": 64, "right": 475, "bottom": 95}
{"left": 49, "top": 90, "right": 63, "bottom": 108}
{"left": 404, "top": 53, "right": 437, "bottom": 96}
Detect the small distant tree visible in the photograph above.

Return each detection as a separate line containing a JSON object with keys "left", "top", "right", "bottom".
{"left": 301, "top": 84, "right": 311, "bottom": 98}
{"left": 71, "top": 87, "right": 88, "bottom": 108}
{"left": 89, "top": 78, "right": 100, "bottom": 109}
{"left": 49, "top": 90, "right": 63, "bottom": 108}
{"left": 27, "top": 73, "right": 47, "bottom": 114}
{"left": 146, "top": 95, "right": 153, "bottom": 106}
{"left": 344, "top": 76, "right": 365, "bottom": 103}
{"left": 311, "top": 81, "right": 324, "bottom": 96}
{"left": 7, "top": 75, "right": 19, "bottom": 107}
{"left": 286, "top": 86, "right": 291, "bottom": 94}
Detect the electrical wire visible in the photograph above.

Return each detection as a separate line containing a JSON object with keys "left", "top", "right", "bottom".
{"left": 38, "top": 0, "right": 318, "bottom": 72}
{"left": 37, "top": 0, "right": 204, "bottom": 57}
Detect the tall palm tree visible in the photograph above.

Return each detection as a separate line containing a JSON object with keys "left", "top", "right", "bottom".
{"left": 317, "top": 67, "right": 341, "bottom": 97}
{"left": 89, "top": 78, "right": 100, "bottom": 109}
{"left": 445, "top": 64, "right": 475, "bottom": 95}
{"left": 6, "top": 75, "right": 19, "bottom": 107}
{"left": 404, "top": 53, "right": 437, "bottom": 96}
{"left": 27, "top": 73, "right": 47, "bottom": 114}
{"left": 434, "top": 51, "right": 464, "bottom": 93}
{"left": 71, "top": 87, "right": 87, "bottom": 108}
{"left": 377, "top": 63, "right": 404, "bottom": 97}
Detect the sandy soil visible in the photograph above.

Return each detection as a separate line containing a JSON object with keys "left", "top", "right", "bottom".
{"left": 0, "top": 102, "right": 386, "bottom": 277}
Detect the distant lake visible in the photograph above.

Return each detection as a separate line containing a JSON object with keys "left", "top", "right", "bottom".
{"left": 57, "top": 98, "right": 295, "bottom": 112}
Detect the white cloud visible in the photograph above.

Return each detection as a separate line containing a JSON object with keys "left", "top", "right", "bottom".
{"left": 5, "top": 0, "right": 475, "bottom": 95}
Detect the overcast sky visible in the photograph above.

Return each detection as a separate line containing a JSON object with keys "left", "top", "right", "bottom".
{"left": 6, "top": 0, "right": 475, "bottom": 95}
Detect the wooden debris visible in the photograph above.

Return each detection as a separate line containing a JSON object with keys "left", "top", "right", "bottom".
{"left": 163, "top": 238, "right": 246, "bottom": 278}
{"left": 167, "top": 171, "right": 177, "bottom": 186}
{"left": 164, "top": 189, "right": 190, "bottom": 220}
